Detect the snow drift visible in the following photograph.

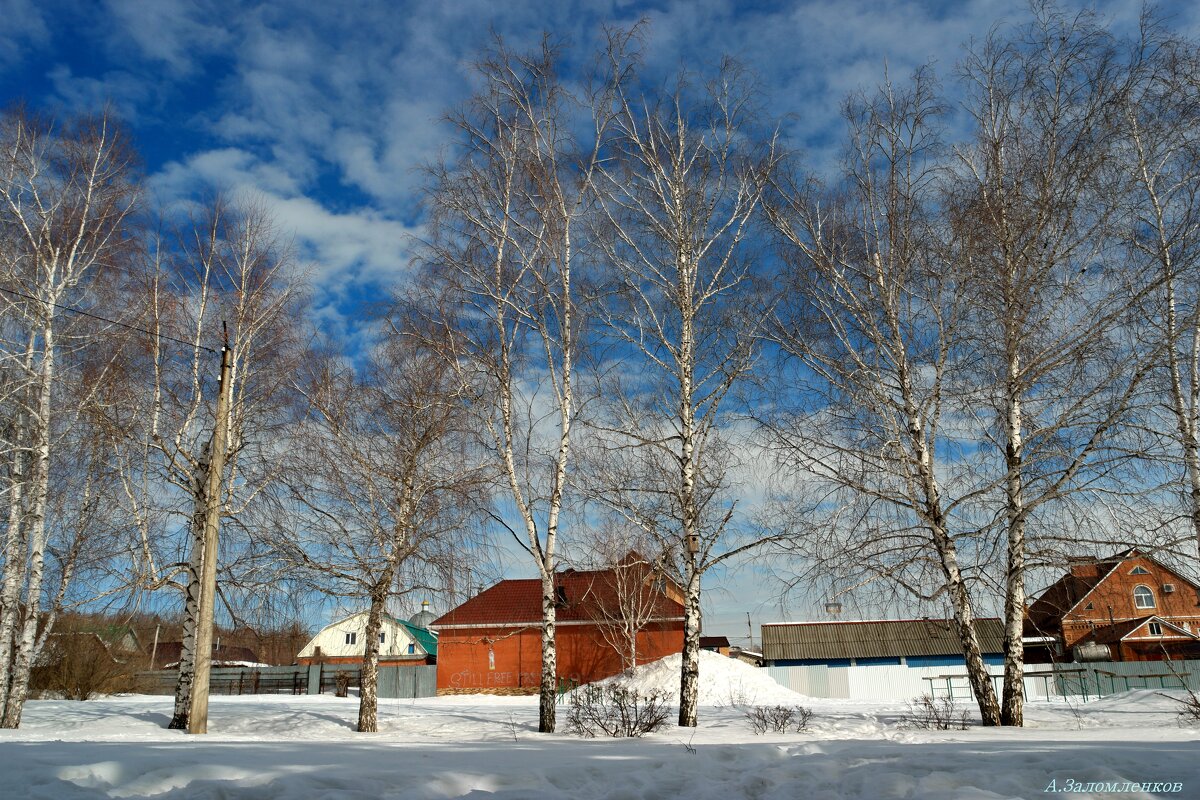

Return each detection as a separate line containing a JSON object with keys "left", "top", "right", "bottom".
{"left": 586, "top": 650, "right": 811, "bottom": 706}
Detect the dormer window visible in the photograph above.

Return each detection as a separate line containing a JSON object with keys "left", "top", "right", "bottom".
{"left": 1133, "top": 585, "right": 1156, "bottom": 610}
{"left": 1130, "top": 566, "right": 1150, "bottom": 575}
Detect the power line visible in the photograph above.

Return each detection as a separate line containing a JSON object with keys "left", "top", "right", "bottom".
{"left": 0, "top": 284, "right": 221, "bottom": 354}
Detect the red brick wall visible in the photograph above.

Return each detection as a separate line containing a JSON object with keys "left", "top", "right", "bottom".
{"left": 435, "top": 621, "right": 683, "bottom": 694}
{"left": 1060, "top": 556, "right": 1200, "bottom": 649}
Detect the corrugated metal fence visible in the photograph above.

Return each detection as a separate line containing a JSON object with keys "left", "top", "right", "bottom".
{"left": 378, "top": 665, "right": 437, "bottom": 698}
{"left": 136, "top": 664, "right": 437, "bottom": 699}
{"left": 767, "top": 659, "right": 1200, "bottom": 702}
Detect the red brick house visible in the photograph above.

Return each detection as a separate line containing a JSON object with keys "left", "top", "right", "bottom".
{"left": 1025, "top": 549, "right": 1200, "bottom": 662}
{"left": 432, "top": 556, "right": 685, "bottom": 695}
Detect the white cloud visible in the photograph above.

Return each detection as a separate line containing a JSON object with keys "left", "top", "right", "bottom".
{"left": 149, "top": 147, "right": 419, "bottom": 352}
{"left": 103, "top": 0, "right": 230, "bottom": 75}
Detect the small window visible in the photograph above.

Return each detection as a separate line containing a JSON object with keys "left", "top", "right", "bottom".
{"left": 1134, "top": 585, "right": 1156, "bottom": 609}
{"left": 1084, "top": 602, "right": 1094, "bottom": 610}
{"left": 408, "top": 643, "right": 416, "bottom": 655}
{"left": 345, "top": 632, "right": 357, "bottom": 645}
{"left": 1148, "top": 622, "right": 1163, "bottom": 636}
{"left": 380, "top": 632, "right": 386, "bottom": 644}
{"left": 555, "top": 586, "right": 568, "bottom": 605}
{"left": 1130, "top": 566, "right": 1150, "bottom": 575}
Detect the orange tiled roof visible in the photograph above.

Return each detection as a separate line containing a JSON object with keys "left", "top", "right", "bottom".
{"left": 432, "top": 564, "right": 684, "bottom": 628}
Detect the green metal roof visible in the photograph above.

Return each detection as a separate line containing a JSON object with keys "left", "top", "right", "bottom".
{"left": 393, "top": 617, "right": 437, "bottom": 656}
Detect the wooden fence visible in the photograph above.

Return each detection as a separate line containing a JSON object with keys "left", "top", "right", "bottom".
{"left": 136, "top": 664, "right": 437, "bottom": 699}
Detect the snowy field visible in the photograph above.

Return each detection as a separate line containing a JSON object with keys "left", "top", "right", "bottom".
{"left": 1, "top": 654, "right": 1198, "bottom": 799}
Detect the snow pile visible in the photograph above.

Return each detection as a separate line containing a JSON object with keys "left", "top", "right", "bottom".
{"left": 589, "top": 650, "right": 811, "bottom": 706}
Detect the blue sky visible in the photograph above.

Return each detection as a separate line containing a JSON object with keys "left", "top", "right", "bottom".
{"left": 5, "top": 0, "right": 1198, "bottom": 640}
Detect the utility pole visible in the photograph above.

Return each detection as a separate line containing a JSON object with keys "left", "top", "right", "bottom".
{"left": 188, "top": 335, "right": 233, "bottom": 734}
{"left": 149, "top": 624, "right": 160, "bottom": 670}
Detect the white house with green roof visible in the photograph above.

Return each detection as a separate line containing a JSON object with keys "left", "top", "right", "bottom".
{"left": 297, "top": 605, "right": 438, "bottom": 666}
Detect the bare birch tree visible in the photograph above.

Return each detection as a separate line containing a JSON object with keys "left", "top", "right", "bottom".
{"left": 0, "top": 109, "right": 138, "bottom": 727}
{"left": 129, "top": 196, "right": 301, "bottom": 730}
{"left": 1119, "top": 27, "right": 1200, "bottom": 561}
{"left": 274, "top": 324, "right": 486, "bottom": 733}
{"left": 591, "top": 61, "right": 779, "bottom": 727}
{"left": 762, "top": 68, "right": 1003, "bottom": 725}
{"left": 425, "top": 31, "right": 636, "bottom": 733}
{"left": 575, "top": 525, "right": 674, "bottom": 674}
{"left": 952, "top": 7, "right": 1160, "bottom": 726}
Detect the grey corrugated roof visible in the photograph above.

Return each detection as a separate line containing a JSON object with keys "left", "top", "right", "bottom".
{"left": 761, "top": 618, "right": 1005, "bottom": 661}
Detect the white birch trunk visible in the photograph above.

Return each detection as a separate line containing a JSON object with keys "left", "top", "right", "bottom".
{"left": 678, "top": 560, "right": 701, "bottom": 728}
{"left": 168, "top": 456, "right": 209, "bottom": 730}
{"left": 539, "top": 573, "right": 557, "bottom": 733}
{"left": 0, "top": 333, "right": 35, "bottom": 711}
{"left": 0, "top": 431, "right": 28, "bottom": 712}
{"left": 357, "top": 585, "right": 387, "bottom": 733}
{"left": 677, "top": 240, "right": 703, "bottom": 728}
{"left": 886, "top": 250, "right": 1002, "bottom": 726}
{"left": 2, "top": 316, "right": 55, "bottom": 728}
{"left": 1001, "top": 364, "right": 1026, "bottom": 727}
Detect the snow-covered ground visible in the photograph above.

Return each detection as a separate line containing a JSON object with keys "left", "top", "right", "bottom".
{"left": 1, "top": 655, "right": 1197, "bottom": 799}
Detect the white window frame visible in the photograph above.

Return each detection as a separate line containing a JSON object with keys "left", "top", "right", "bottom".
{"left": 1133, "top": 585, "right": 1156, "bottom": 610}
{"left": 1148, "top": 621, "right": 1163, "bottom": 636}
{"left": 345, "top": 631, "right": 357, "bottom": 645}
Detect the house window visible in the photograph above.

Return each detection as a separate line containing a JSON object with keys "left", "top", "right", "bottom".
{"left": 1084, "top": 603, "right": 1093, "bottom": 610}
{"left": 1148, "top": 622, "right": 1163, "bottom": 636}
{"left": 408, "top": 643, "right": 416, "bottom": 655}
{"left": 1130, "top": 566, "right": 1150, "bottom": 575}
{"left": 1134, "top": 585, "right": 1156, "bottom": 609}
{"left": 380, "top": 632, "right": 386, "bottom": 644}
{"left": 345, "top": 632, "right": 357, "bottom": 645}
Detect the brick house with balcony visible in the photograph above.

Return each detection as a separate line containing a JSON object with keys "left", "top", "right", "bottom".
{"left": 431, "top": 553, "right": 685, "bottom": 695}
{"left": 1025, "top": 549, "right": 1200, "bottom": 662}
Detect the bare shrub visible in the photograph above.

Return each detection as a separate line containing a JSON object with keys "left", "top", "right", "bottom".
{"left": 30, "top": 634, "right": 137, "bottom": 700}
{"left": 1158, "top": 684, "right": 1200, "bottom": 726}
{"left": 720, "top": 682, "right": 755, "bottom": 709}
{"left": 745, "top": 705, "right": 813, "bottom": 734}
{"left": 902, "top": 694, "right": 969, "bottom": 730}
{"left": 566, "top": 684, "right": 670, "bottom": 738}
{"left": 1173, "top": 690, "right": 1200, "bottom": 725}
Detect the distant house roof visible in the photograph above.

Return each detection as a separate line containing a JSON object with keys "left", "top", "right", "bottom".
{"left": 700, "top": 636, "right": 730, "bottom": 649}
{"left": 153, "top": 642, "right": 260, "bottom": 670}
{"left": 1027, "top": 548, "right": 1200, "bottom": 634}
{"left": 1076, "top": 616, "right": 1200, "bottom": 646}
{"left": 761, "top": 618, "right": 1005, "bottom": 662}
{"left": 83, "top": 624, "right": 140, "bottom": 652}
{"left": 433, "top": 561, "right": 685, "bottom": 629}
{"left": 1026, "top": 554, "right": 1128, "bottom": 631}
